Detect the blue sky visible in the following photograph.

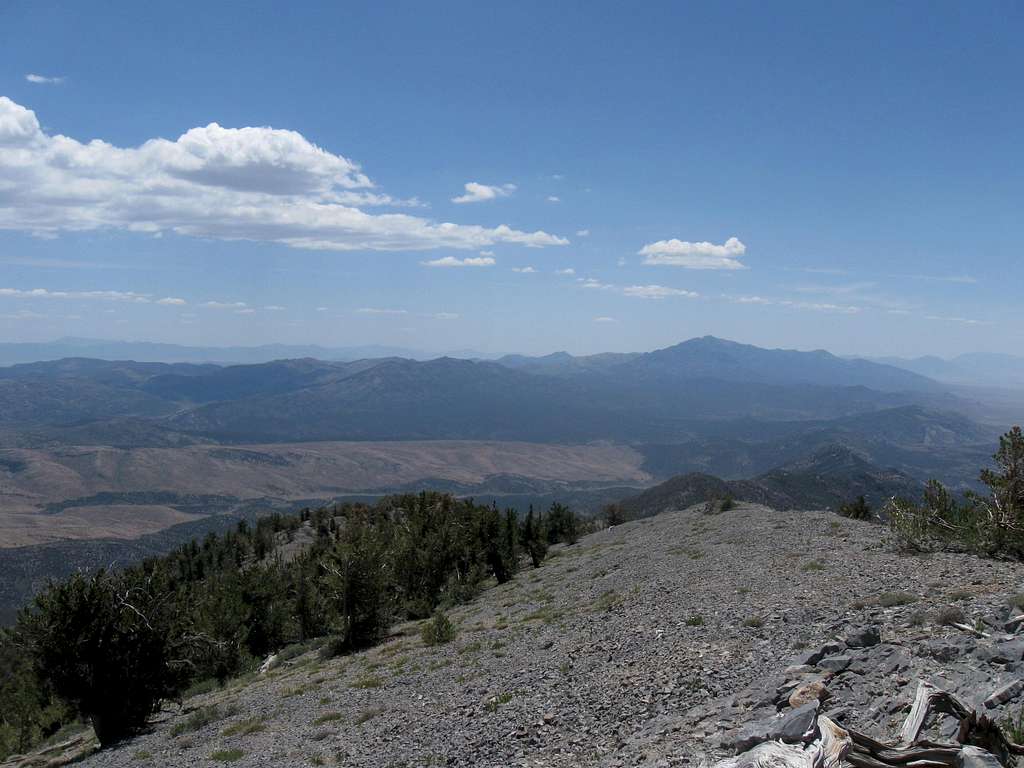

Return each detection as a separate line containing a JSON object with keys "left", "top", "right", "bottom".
{"left": 0, "top": 1, "right": 1020, "bottom": 357}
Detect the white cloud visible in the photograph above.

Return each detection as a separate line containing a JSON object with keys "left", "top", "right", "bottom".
{"left": 555, "top": 268, "right": 575, "bottom": 275}
{"left": 264, "top": 305, "right": 286, "bottom": 311}
{"left": 451, "top": 182, "right": 516, "bottom": 204}
{"left": 315, "top": 306, "right": 328, "bottom": 312}
{"left": 575, "top": 277, "right": 696, "bottom": 300}
{"left": 0, "top": 309, "right": 46, "bottom": 320}
{"left": 546, "top": 196, "right": 561, "bottom": 203}
{"left": 622, "top": 284, "right": 699, "bottom": 300}
{"left": 356, "top": 307, "right": 407, "bottom": 315}
{"left": 432, "top": 312, "right": 459, "bottom": 320}
{"left": 421, "top": 255, "right": 496, "bottom": 268}
{"left": 235, "top": 308, "right": 255, "bottom": 315}
{"left": 889, "top": 273, "right": 979, "bottom": 284}
{"left": 0, "top": 98, "right": 567, "bottom": 251}
{"left": 512, "top": 266, "right": 536, "bottom": 273}
{"left": 593, "top": 316, "right": 617, "bottom": 323}
{"left": 0, "top": 287, "right": 150, "bottom": 302}
{"left": 726, "top": 294, "right": 860, "bottom": 314}
{"left": 156, "top": 296, "right": 186, "bottom": 305}
{"left": 478, "top": 250, "right": 495, "bottom": 257}
{"left": 575, "top": 229, "right": 590, "bottom": 237}
{"left": 25, "top": 74, "right": 65, "bottom": 85}
{"left": 202, "top": 300, "right": 247, "bottom": 309}
{"left": 639, "top": 236, "right": 747, "bottom": 269}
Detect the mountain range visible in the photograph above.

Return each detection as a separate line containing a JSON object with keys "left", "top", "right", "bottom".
{"left": 619, "top": 443, "right": 925, "bottom": 518}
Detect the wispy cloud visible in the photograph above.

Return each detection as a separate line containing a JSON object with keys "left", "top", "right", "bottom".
{"left": 356, "top": 307, "right": 408, "bottom": 315}
{"left": 889, "top": 273, "right": 979, "bottom": 284}
{"left": 264, "top": 305, "right": 286, "bottom": 311}
{"left": 432, "top": 312, "right": 459, "bottom": 320}
{"left": 0, "top": 287, "right": 151, "bottom": 302}
{"left": 512, "top": 266, "right": 537, "bottom": 273}
{"left": 156, "top": 297, "right": 186, "bottom": 305}
{"left": 726, "top": 294, "right": 860, "bottom": 314}
{"left": 593, "top": 316, "right": 617, "bottom": 323}
{"left": 555, "top": 268, "right": 575, "bottom": 275}
{"left": 576, "top": 277, "right": 697, "bottom": 300}
{"left": 639, "top": 236, "right": 747, "bottom": 270}
{"left": 546, "top": 195, "right": 561, "bottom": 203}
{"left": 622, "top": 284, "right": 699, "bottom": 299}
{"left": 421, "top": 255, "right": 496, "bottom": 267}
{"left": 0, "top": 97, "right": 566, "bottom": 251}
{"left": 451, "top": 182, "right": 516, "bottom": 204}
{"left": 25, "top": 74, "right": 65, "bottom": 85}
{"left": 0, "top": 309, "right": 47, "bottom": 320}
{"left": 575, "top": 229, "right": 590, "bottom": 237}
{"left": 202, "top": 300, "right": 248, "bottom": 310}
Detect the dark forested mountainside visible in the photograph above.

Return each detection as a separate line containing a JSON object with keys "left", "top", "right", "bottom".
{"left": 0, "top": 493, "right": 580, "bottom": 756}
{"left": 619, "top": 444, "right": 924, "bottom": 518}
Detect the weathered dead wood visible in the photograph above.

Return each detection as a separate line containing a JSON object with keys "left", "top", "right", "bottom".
{"left": 717, "top": 682, "right": 1024, "bottom": 768}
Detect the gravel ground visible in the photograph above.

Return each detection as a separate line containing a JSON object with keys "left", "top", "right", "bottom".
{"left": 21, "top": 503, "right": 1024, "bottom": 768}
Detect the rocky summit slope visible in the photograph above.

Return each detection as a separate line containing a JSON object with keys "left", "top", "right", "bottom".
{"left": 21, "top": 504, "right": 1024, "bottom": 768}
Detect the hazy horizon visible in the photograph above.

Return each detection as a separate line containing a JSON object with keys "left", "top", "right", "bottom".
{"left": 1, "top": 2, "right": 1021, "bottom": 358}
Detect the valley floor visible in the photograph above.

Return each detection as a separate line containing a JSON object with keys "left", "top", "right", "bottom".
{"left": 19, "top": 504, "right": 1024, "bottom": 768}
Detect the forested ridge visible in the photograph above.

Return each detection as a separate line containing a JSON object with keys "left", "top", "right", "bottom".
{"left": 0, "top": 493, "right": 580, "bottom": 757}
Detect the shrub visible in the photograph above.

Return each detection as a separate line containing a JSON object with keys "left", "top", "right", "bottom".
{"left": 603, "top": 503, "right": 626, "bottom": 527}
{"left": 685, "top": 615, "right": 704, "bottom": 626}
{"left": 876, "top": 591, "right": 917, "bottom": 607}
{"left": 889, "top": 427, "right": 1024, "bottom": 558}
{"left": 170, "top": 705, "right": 225, "bottom": 737}
{"left": 211, "top": 748, "right": 244, "bottom": 762}
{"left": 420, "top": 612, "right": 456, "bottom": 647}
{"left": 934, "top": 606, "right": 967, "bottom": 627}
{"left": 742, "top": 616, "right": 764, "bottom": 628}
{"left": 838, "top": 495, "right": 872, "bottom": 521}
{"left": 719, "top": 496, "right": 736, "bottom": 512}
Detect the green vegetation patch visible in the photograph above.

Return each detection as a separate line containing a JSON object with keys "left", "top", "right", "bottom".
{"left": 211, "top": 748, "right": 245, "bottom": 762}
{"left": 170, "top": 705, "right": 230, "bottom": 737}
{"left": 221, "top": 717, "right": 265, "bottom": 737}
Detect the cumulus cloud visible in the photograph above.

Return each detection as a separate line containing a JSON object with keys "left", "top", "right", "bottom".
{"left": 0, "top": 98, "right": 566, "bottom": 251}
{"left": 0, "top": 287, "right": 150, "bottom": 302}
{"left": 25, "top": 74, "right": 65, "bottom": 85}
{"left": 156, "top": 297, "right": 186, "bottom": 305}
{"left": 512, "top": 266, "right": 536, "bottom": 273}
{"left": 639, "top": 236, "right": 747, "bottom": 269}
{"left": 421, "top": 255, "right": 496, "bottom": 267}
{"left": 451, "top": 182, "right": 516, "bottom": 204}
{"left": 622, "top": 284, "right": 699, "bottom": 299}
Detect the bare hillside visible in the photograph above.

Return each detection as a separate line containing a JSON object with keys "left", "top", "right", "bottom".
{"left": 0, "top": 440, "right": 648, "bottom": 546}
{"left": 24, "top": 504, "right": 1024, "bottom": 768}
